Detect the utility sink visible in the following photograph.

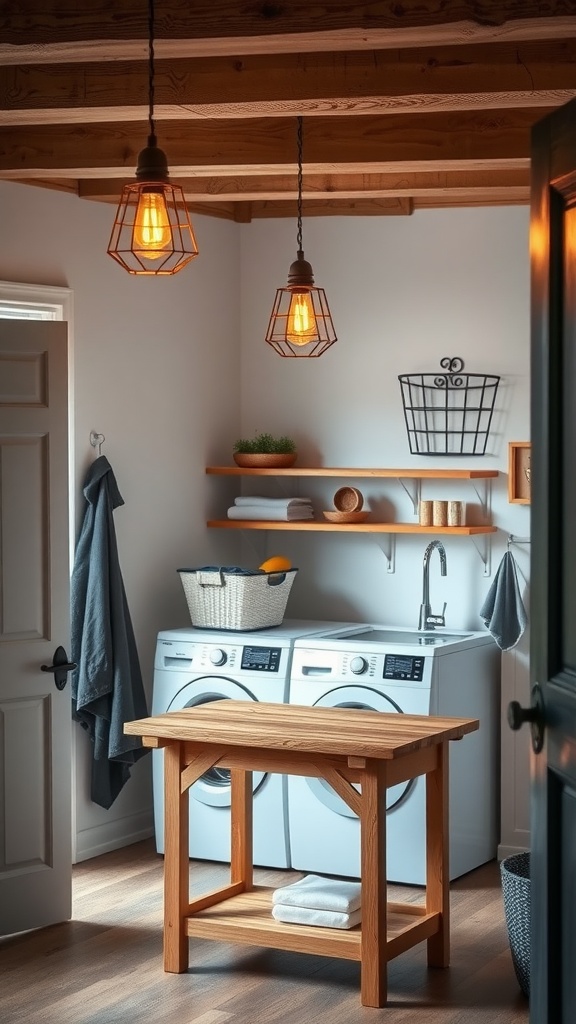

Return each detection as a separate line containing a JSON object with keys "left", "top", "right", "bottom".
{"left": 339, "top": 629, "right": 474, "bottom": 647}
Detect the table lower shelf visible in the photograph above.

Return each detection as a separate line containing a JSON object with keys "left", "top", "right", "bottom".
{"left": 185, "top": 885, "right": 440, "bottom": 962}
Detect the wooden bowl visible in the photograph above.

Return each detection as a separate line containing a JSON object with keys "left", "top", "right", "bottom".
{"left": 333, "top": 486, "right": 364, "bottom": 512}
{"left": 233, "top": 453, "right": 297, "bottom": 468}
{"left": 322, "top": 510, "right": 369, "bottom": 524}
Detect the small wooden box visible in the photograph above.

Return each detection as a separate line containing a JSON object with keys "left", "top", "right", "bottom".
{"left": 508, "top": 442, "right": 531, "bottom": 504}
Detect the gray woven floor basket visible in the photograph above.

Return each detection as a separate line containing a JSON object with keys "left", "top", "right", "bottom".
{"left": 500, "top": 852, "right": 530, "bottom": 998}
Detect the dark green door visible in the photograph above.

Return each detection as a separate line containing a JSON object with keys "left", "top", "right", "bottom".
{"left": 528, "top": 96, "right": 576, "bottom": 1023}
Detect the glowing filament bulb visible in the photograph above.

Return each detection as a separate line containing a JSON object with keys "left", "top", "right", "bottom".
{"left": 133, "top": 190, "right": 172, "bottom": 259}
{"left": 286, "top": 291, "right": 318, "bottom": 345}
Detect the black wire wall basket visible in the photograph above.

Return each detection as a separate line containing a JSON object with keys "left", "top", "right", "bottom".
{"left": 398, "top": 357, "right": 500, "bottom": 456}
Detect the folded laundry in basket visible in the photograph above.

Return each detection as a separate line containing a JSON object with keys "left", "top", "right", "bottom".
{"left": 227, "top": 506, "right": 314, "bottom": 521}
{"left": 234, "top": 496, "right": 312, "bottom": 508}
{"left": 272, "top": 904, "right": 362, "bottom": 929}
{"left": 272, "top": 873, "right": 362, "bottom": 913}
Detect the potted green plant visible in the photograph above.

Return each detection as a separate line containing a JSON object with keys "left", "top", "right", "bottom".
{"left": 232, "top": 432, "right": 297, "bottom": 468}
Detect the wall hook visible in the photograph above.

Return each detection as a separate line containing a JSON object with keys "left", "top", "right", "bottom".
{"left": 89, "top": 431, "right": 105, "bottom": 456}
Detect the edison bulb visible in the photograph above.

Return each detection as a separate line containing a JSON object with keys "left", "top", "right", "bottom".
{"left": 133, "top": 190, "right": 172, "bottom": 260}
{"left": 286, "top": 292, "right": 318, "bottom": 345}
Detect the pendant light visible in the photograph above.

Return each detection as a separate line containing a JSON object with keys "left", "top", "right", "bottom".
{"left": 265, "top": 117, "right": 337, "bottom": 357}
{"left": 107, "top": 0, "right": 199, "bottom": 275}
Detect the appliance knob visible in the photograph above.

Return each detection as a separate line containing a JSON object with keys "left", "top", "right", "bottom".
{"left": 209, "top": 648, "right": 227, "bottom": 667}
{"left": 350, "top": 656, "right": 368, "bottom": 675}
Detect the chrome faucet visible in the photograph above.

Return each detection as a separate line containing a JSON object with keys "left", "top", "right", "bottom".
{"left": 418, "top": 540, "right": 447, "bottom": 631}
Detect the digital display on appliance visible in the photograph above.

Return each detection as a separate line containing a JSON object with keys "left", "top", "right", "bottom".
{"left": 241, "top": 646, "right": 281, "bottom": 672}
{"left": 383, "top": 654, "right": 424, "bottom": 681}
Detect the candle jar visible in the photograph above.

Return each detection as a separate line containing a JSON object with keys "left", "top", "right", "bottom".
{"left": 447, "top": 500, "right": 464, "bottom": 526}
{"left": 419, "top": 500, "right": 433, "bottom": 526}
{"left": 432, "top": 500, "right": 448, "bottom": 526}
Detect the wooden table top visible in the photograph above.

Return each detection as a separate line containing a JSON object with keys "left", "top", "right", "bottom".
{"left": 125, "top": 700, "right": 479, "bottom": 760}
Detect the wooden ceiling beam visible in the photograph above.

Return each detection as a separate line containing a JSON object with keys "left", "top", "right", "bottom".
{"left": 2, "top": 41, "right": 575, "bottom": 126}
{"left": 1, "top": 2, "right": 575, "bottom": 63}
{"left": 0, "top": 110, "right": 544, "bottom": 179}
{"left": 78, "top": 169, "right": 530, "bottom": 203}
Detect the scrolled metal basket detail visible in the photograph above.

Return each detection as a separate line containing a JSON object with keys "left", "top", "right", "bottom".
{"left": 398, "top": 356, "right": 500, "bottom": 456}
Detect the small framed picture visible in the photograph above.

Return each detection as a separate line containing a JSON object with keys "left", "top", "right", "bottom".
{"left": 508, "top": 442, "right": 531, "bottom": 504}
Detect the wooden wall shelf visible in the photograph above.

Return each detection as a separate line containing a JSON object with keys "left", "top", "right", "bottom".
{"left": 206, "top": 466, "right": 499, "bottom": 479}
{"left": 207, "top": 520, "right": 497, "bottom": 535}
{"left": 205, "top": 464, "right": 499, "bottom": 574}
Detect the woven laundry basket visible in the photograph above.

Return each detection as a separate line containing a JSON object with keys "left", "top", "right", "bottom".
{"left": 178, "top": 567, "right": 298, "bottom": 631}
{"left": 500, "top": 852, "right": 530, "bottom": 998}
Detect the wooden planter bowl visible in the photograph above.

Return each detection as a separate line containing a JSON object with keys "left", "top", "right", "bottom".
{"left": 323, "top": 510, "right": 369, "bottom": 524}
{"left": 233, "top": 453, "right": 297, "bottom": 468}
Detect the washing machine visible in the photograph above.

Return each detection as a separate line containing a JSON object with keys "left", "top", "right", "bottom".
{"left": 287, "top": 626, "right": 500, "bottom": 883}
{"left": 151, "top": 619, "right": 365, "bottom": 868}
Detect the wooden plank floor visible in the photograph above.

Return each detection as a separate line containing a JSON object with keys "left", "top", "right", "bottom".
{"left": 1, "top": 840, "right": 529, "bottom": 1024}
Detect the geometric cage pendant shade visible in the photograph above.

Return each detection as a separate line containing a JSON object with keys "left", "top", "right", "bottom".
{"left": 107, "top": 176, "right": 199, "bottom": 276}
{"left": 265, "top": 252, "right": 338, "bottom": 357}
{"left": 106, "top": 0, "right": 198, "bottom": 276}
{"left": 265, "top": 116, "right": 337, "bottom": 357}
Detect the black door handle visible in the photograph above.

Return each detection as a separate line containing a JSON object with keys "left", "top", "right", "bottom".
{"left": 507, "top": 683, "right": 545, "bottom": 754}
{"left": 41, "top": 645, "right": 77, "bottom": 691}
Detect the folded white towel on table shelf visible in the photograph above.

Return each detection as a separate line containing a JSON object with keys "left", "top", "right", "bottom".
{"left": 234, "top": 496, "right": 312, "bottom": 508}
{"left": 227, "top": 506, "right": 314, "bottom": 521}
{"left": 272, "top": 873, "right": 362, "bottom": 913}
{"left": 272, "top": 904, "right": 362, "bottom": 929}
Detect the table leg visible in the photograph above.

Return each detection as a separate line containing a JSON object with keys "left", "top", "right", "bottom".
{"left": 163, "top": 741, "right": 189, "bottom": 973}
{"left": 426, "top": 740, "right": 450, "bottom": 967}
{"left": 230, "top": 768, "right": 253, "bottom": 889}
{"left": 359, "top": 760, "right": 388, "bottom": 1007}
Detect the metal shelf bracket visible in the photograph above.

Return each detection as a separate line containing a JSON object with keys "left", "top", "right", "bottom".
{"left": 470, "top": 534, "right": 492, "bottom": 577}
{"left": 471, "top": 478, "right": 492, "bottom": 519}
{"left": 374, "top": 534, "right": 396, "bottom": 574}
{"left": 396, "top": 477, "right": 421, "bottom": 515}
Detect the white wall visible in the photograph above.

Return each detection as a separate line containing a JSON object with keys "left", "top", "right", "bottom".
{"left": 0, "top": 181, "right": 243, "bottom": 860}
{"left": 238, "top": 209, "right": 532, "bottom": 854}
{"left": 1, "top": 184, "right": 531, "bottom": 857}
{"left": 239, "top": 209, "right": 531, "bottom": 628}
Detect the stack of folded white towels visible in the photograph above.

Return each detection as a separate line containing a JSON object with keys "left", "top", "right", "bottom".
{"left": 271, "top": 874, "right": 362, "bottom": 930}
{"left": 227, "top": 496, "right": 314, "bottom": 521}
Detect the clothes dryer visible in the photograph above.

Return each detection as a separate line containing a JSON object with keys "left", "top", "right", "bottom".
{"left": 152, "top": 619, "right": 363, "bottom": 868}
{"left": 287, "top": 626, "right": 500, "bottom": 883}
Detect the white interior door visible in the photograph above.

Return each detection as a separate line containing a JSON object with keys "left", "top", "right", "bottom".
{"left": 0, "top": 320, "right": 72, "bottom": 934}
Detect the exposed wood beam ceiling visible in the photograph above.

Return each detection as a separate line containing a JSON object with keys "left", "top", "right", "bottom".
{"left": 2, "top": 2, "right": 576, "bottom": 220}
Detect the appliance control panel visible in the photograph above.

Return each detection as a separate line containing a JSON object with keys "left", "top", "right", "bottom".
{"left": 383, "top": 654, "right": 425, "bottom": 681}
{"left": 241, "top": 646, "right": 282, "bottom": 672}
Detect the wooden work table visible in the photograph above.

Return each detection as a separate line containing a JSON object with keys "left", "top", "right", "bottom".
{"left": 125, "top": 700, "right": 479, "bottom": 1008}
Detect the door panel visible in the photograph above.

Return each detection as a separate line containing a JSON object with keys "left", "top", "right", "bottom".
{"left": 0, "top": 320, "right": 71, "bottom": 935}
{"left": 530, "top": 96, "right": 576, "bottom": 1022}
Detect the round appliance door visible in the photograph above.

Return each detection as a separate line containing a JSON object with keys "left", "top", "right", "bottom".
{"left": 306, "top": 685, "right": 414, "bottom": 818}
{"left": 167, "top": 676, "right": 265, "bottom": 806}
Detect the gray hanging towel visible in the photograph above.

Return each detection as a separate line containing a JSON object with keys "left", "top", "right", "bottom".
{"left": 70, "top": 455, "right": 149, "bottom": 809}
{"left": 480, "top": 550, "right": 528, "bottom": 651}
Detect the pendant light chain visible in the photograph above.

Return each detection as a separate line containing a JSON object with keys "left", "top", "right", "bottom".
{"left": 264, "top": 112, "right": 337, "bottom": 356}
{"left": 147, "top": 0, "right": 157, "bottom": 145}
{"left": 106, "top": 0, "right": 199, "bottom": 274}
{"left": 296, "top": 115, "right": 303, "bottom": 253}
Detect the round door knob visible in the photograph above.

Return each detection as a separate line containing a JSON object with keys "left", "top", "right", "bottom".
{"left": 209, "top": 648, "right": 227, "bottom": 666}
{"left": 507, "top": 700, "right": 537, "bottom": 731}
{"left": 507, "top": 685, "right": 545, "bottom": 754}
{"left": 350, "top": 656, "right": 368, "bottom": 675}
